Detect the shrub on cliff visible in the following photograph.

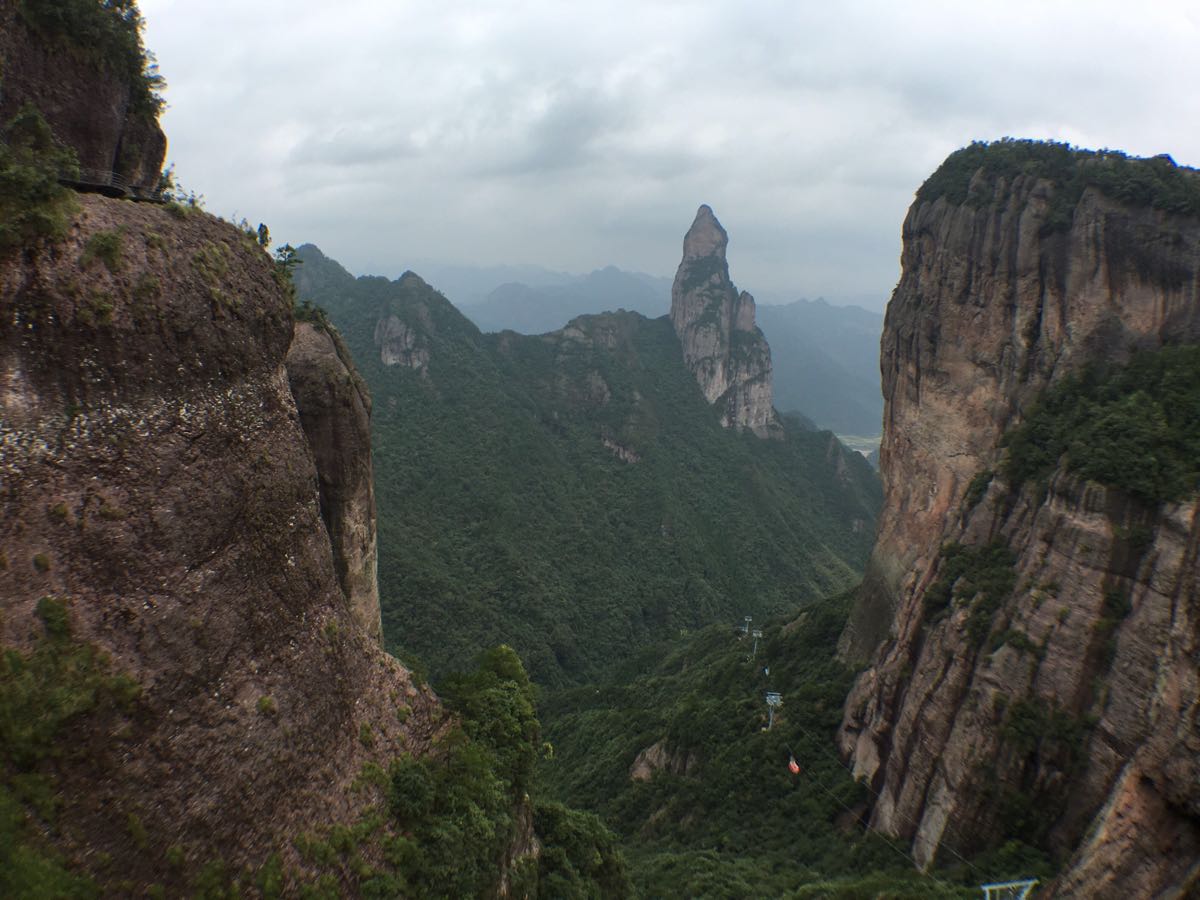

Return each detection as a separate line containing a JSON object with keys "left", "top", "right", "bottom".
{"left": 0, "top": 106, "right": 79, "bottom": 256}
{"left": 365, "top": 645, "right": 631, "bottom": 897}
{"left": 533, "top": 801, "right": 631, "bottom": 898}
{"left": 0, "top": 597, "right": 141, "bottom": 896}
{"left": 1003, "top": 345, "right": 1200, "bottom": 504}
{"left": 918, "top": 138, "right": 1200, "bottom": 230}
{"left": 438, "top": 644, "right": 540, "bottom": 799}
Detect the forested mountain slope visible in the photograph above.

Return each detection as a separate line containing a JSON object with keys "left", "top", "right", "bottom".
{"left": 538, "top": 592, "right": 1046, "bottom": 898}
{"left": 294, "top": 244, "right": 880, "bottom": 685}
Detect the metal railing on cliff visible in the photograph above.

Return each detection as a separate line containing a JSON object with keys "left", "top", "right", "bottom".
{"left": 60, "top": 166, "right": 164, "bottom": 202}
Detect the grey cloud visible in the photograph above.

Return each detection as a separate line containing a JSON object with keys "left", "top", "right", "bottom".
{"left": 466, "top": 80, "right": 635, "bottom": 177}
{"left": 290, "top": 123, "right": 422, "bottom": 168}
{"left": 139, "top": 0, "right": 1200, "bottom": 310}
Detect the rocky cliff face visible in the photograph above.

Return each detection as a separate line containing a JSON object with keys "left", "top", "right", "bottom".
{"left": 628, "top": 739, "right": 700, "bottom": 782}
{"left": 838, "top": 145, "right": 1200, "bottom": 897}
{"left": 286, "top": 321, "right": 382, "bottom": 643}
{"left": 374, "top": 275, "right": 437, "bottom": 373}
{"left": 0, "top": 195, "right": 439, "bottom": 890}
{"left": 0, "top": 0, "right": 167, "bottom": 195}
{"left": 670, "top": 205, "right": 780, "bottom": 437}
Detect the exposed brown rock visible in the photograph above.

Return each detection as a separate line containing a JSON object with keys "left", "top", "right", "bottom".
{"left": 670, "top": 205, "right": 780, "bottom": 437}
{"left": 836, "top": 160, "right": 1200, "bottom": 896}
{"left": 498, "top": 799, "right": 543, "bottom": 898}
{"left": 0, "top": 195, "right": 439, "bottom": 890}
{"left": 375, "top": 312, "right": 431, "bottom": 372}
{"left": 629, "top": 739, "right": 699, "bottom": 781}
{"left": 602, "top": 436, "right": 640, "bottom": 464}
{"left": 286, "top": 321, "right": 382, "bottom": 643}
{"left": 0, "top": 0, "right": 167, "bottom": 195}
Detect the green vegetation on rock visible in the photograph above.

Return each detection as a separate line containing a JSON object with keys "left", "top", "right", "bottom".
{"left": 1003, "top": 344, "right": 1200, "bottom": 504}
{"left": 282, "top": 645, "right": 629, "bottom": 898}
{"left": 0, "top": 597, "right": 141, "bottom": 898}
{"left": 0, "top": 106, "right": 79, "bottom": 256}
{"left": 923, "top": 542, "right": 1018, "bottom": 645}
{"left": 81, "top": 228, "right": 124, "bottom": 272}
{"left": 985, "top": 698, "right": 1091, "bottom": 847}
{"left": 961, "top": 470, "right": 994, "bottom": 512}
{"left": 917, "top": 138, "right": 1200, "bottom": 232}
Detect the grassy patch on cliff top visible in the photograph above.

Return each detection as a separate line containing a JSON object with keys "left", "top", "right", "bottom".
{"left": 917, "top": 138, "right": 1200, "bottom": 230}
{"left": 1003, "top": 344, "right": 1200, "bottom": 504}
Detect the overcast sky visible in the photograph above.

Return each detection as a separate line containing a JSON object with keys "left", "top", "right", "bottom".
{"left": 139, "top": 0, "right": 1200, "bottom": 310}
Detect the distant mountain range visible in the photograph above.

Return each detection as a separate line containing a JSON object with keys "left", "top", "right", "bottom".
{"left": 462, "top": 266, "right": 672, "bottom": 334}
{"left": 443, "top": 265, "right": 883, "bottom": 437}
{"left": 756, "top": 299, "right": 883, "bottom": 437}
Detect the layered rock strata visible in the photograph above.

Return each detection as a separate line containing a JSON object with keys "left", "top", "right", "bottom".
{"left": 838, "top": 149, "right": 1200, "bottom": 897}
{"left": 670, "top": 205, "right": 780, "bottom": 437}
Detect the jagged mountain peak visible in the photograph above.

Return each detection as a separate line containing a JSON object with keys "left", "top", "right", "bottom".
{"left": 681, "top": 204, "right": 729, "bottom": 261}
{"left": 669, "top": 206, "right": 780, "bottom": 437}
{"left": 397, "top": 269, "right": 432, "bottom": 289}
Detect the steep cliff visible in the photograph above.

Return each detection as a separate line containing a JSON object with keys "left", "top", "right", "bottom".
{"left": 838, "top": 141, "right": 1200, "bottom": 897}
{"left": 0, "top": 0, "right": 167, "bottom": 196}
{"left": 286, "top": 319, "right": 382, "bottom": 642}
{"left": 0, "top": 194, "right": 447, "bottom": 891}
{"left": 670, "top": 205, "right": 780, "bottom": 437}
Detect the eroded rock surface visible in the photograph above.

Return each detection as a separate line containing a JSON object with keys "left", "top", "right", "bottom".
{"left": 286, "top": 320, "right": 382, "bottom": 643}
{"left": 838, "top": 152, "right": 1200, "bottom": 897}
{"left": 0, "top": 196, "right": 438, "bottom": 889}
{"left": 629, "top": 739, "right": 700, "bottom": 781}
{"left": 670, "top": 205, "right": 780, "bottom": 437}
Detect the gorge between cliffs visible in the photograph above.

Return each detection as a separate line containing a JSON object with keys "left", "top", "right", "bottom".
{"left": 3, "top": 2, "right": 1200, "bottom": 896}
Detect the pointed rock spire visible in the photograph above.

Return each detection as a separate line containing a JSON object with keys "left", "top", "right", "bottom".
{"left": 681, "top": 204, "right": 729, "bottom": 262}
{"left": 668, "top": 206, "right": 780, "bottom": 438}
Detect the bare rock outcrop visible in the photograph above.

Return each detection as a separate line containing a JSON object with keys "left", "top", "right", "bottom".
{"left": 670, "top": 205, "right": 780, "bottom": 437}
{"left": 374, "top": 272, "right": 444, "bottom": 372}
{"left": 629, "top": 739, "right": 700, "bottom": 781}
{"left": 286, "top": 320, "right": 382, "bottom": 643}
{"left": 0, "top": 0, "right": 167, "bottom": 195}
{"left": 375, "top": 315, "right": 430, "bottom": 371}
{"left": 0, "top": 195, "right": 439, "bottom": 891}
{"left": 837, "top": 145, "right": 1200, "bottom": 897}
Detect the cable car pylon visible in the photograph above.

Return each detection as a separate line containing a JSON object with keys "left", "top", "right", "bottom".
{"left": 980, "top": 879, "right": 1039, "bottom": 899}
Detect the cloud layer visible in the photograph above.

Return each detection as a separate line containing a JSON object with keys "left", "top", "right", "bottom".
{"left": 141, "top": 0, "right": 1200, "bottom": 308}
